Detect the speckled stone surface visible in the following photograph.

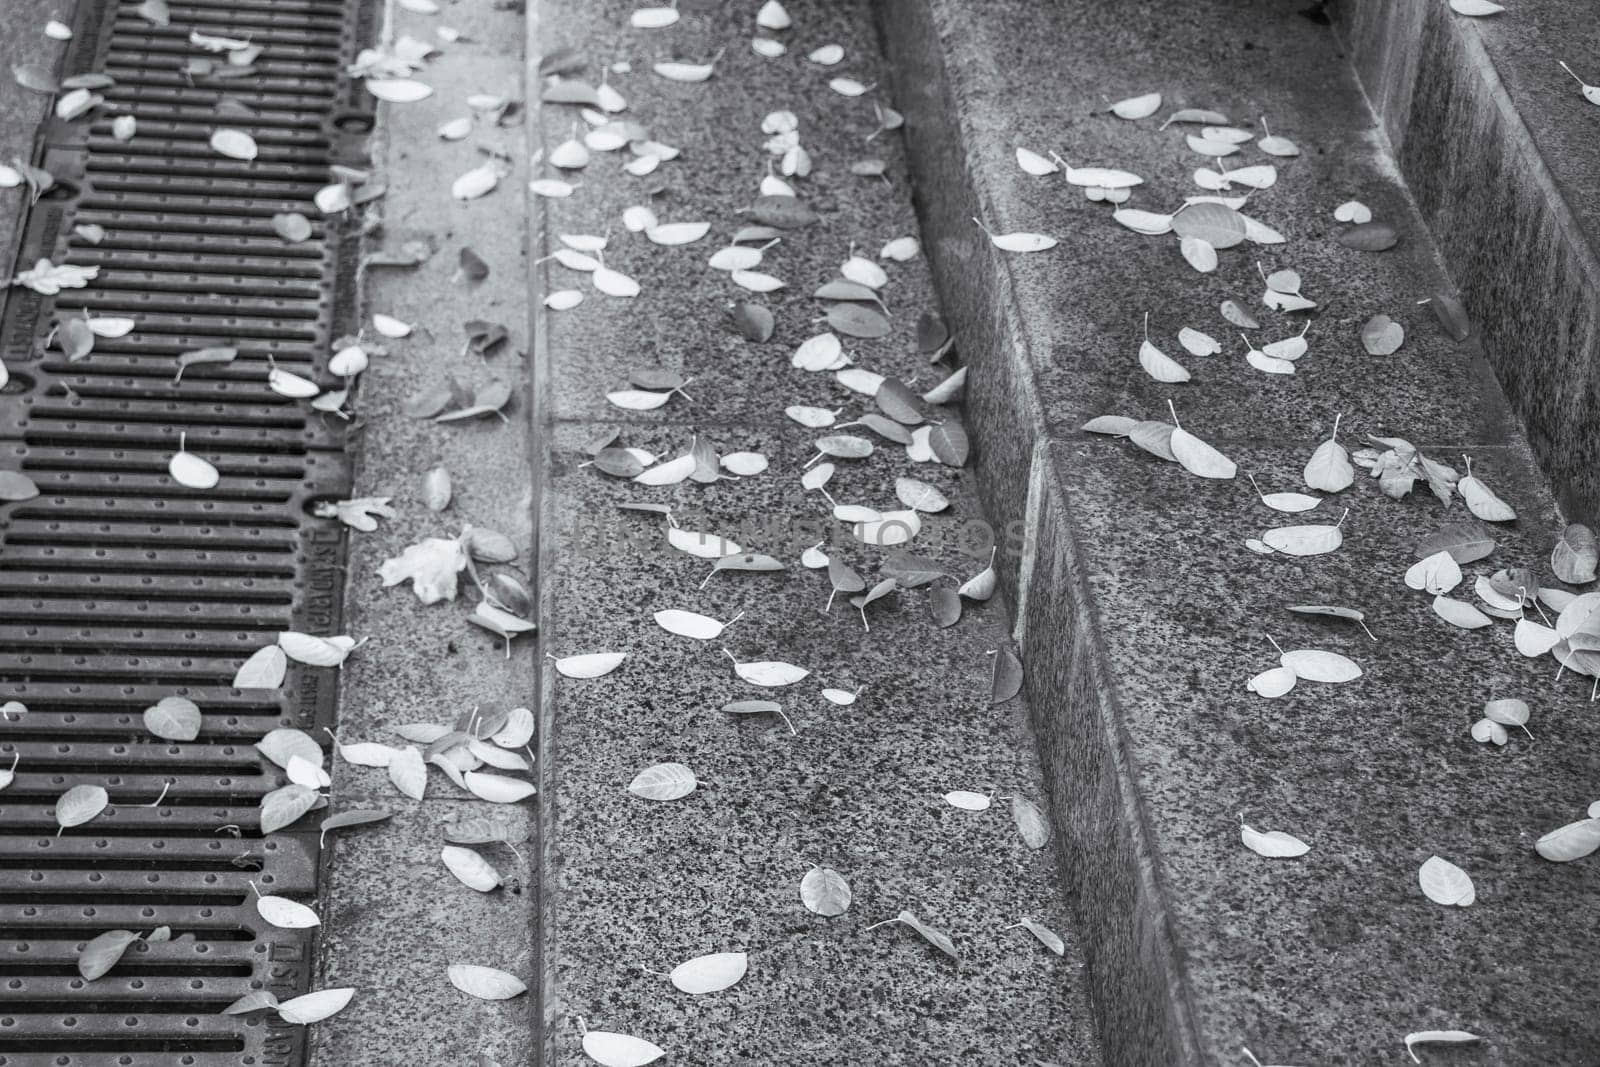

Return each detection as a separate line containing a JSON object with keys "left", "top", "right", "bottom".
{"left": 309, "top": 0, "right": 538, "bottom": 1062}
{"left": 532, "top": 0, "right": 1102, "bottom": 1062}
{"left": 1336, "top": 0, "right": 1600, "bottom": 523}
{"left": 881, "top": 0, "right": 1600, "bottom": 1064}
{"left": 0, "top": 0, "right": 61, "bottom": 284}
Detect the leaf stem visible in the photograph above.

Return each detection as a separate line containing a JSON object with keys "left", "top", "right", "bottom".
{"left": 1264, "top": 632, "right": 1285, "bottom": 655}
{"left": 1558, "top": 60, "right": 1587, "bottom": 86}
{"left": 862, "top": 917, "right": 902, "bottom": 932}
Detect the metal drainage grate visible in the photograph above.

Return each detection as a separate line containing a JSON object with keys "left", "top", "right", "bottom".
{"left": 0, "top": 0, "right": 377, "bottom": 1062}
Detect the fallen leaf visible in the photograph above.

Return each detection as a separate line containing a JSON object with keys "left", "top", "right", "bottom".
{"left": 628, "top": 762, "right": 696, "bottom": 801}
{"left": 256, "top": 895, "right": 320, "bottom": 929}
{"left": 1552, "top": 523, "right": 1598, "bottom": 584}
{"left": 800, "top": 866, "right": 852, "bottom": 916}
{"left": 992, "top": 646, "right": 1023, "bottom": 703}
{"left": 277, "top": 987, "right": 355, "bottom": 1025}
{"left": 1241, "top": 821, "right": 1310, "bottom": 858}
{"left": 555, "top": 652, "right": 626, "bottom": 679}
{"left": 143, "top": 696, "right": 201, "bottom": 741}
{"left": 1404, "top": 1030, "right": 1481, "bottom": 1064}
{"left": 582, "top": 1031, "right": 666, "bottom": 1067}
{"left": 669, "top": 952, "right": 747, "bottom": 994}
{"left": 449, "top": 963, "right": 527, "bottom": 1000}
{"left": 441, "top": 845, "right": 502, "bottom": 891}
{"left": 1279, "top": 649, "right": 1361, "bottom": 683}
{"left": 1012, "top": 797, "right": 1049, "bottom": 848}
{"left": 1418, "top": 856, "right": 1475, "bottom": 907}
{"left": 1535, "top": 818, "right": 1600, "bottom": 862}
{"left": 78, "top": 930, "right": 140, "bottom": 981}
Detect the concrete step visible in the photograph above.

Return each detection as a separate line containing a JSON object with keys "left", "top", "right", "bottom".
{"left": 1337, "top": 0, "right": 1600, "bottom": 525}
{"left": 531, "top": 0, "right": 1102, "bottom": 1063}
{"left": 881, "top": 0, "right": 1600, "bottom": 1064}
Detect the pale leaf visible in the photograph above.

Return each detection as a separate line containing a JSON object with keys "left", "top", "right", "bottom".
{"left": 1279, "top": 649, "right": 1361, "bottom": 683}
{"left": 1241, "top": 822, "right": 1310, "bottom": 858}
{"left": 627, "top": 762, "right": 696, "bottom": 801}
{"left": 143, "top": 696, "right": 201, "bottom": 741}
{"left": 257, "top": 895, "right": 320, "bottom": 929}
{"left": 800, "top": 866, "right": 851, "bottom": 916}
{"left": 449, "top": 963, "right": 527, "bottom": 1000}
{"left": 1404, "top": 1031, "right": 1481, "bottom": 1064}
{"left": 555, "top": 652, "right": 626, "bottom": 678}
{"left": 78, "top": 929, "right": 139, "bottom": 981}
{"left": 1534, "top": 818, "right": 1600, "bottom": 862}
{"left": 1012, "top": 797, "right": 1049, "bottom": 848}
{"left": 944, "top": 790, "right": 991, "bottom": 811}
{"left": 1405, "top": 550, "right": 1463, "bottom": 596}
{"left": 582, "top": 1031, "right": 666, "bottom": 1067}
{"left": 1433, "top": 595, "right": 1491, "bottom": 630}
{"left": 1247, "top": 666, "right": 1297, "bottom": 698}
{"left": 441, "top": 845, "right": 502, "bottom": 891}
{"left": 1262, "top": 524, "right": 1342, "bottom": 556}
{"left": 463, "top": 771, "right": 536, "bottom": 803}
{"left": 387, "top": 746, "right": 427, "bottom": 801}
{"left": 669, "top": 952, "right": 747, "bottom": 994}
{"left": 1418, "top": 856, "right": 1474, "bottom": 906}
{"left": 277, "top": 987, "right": 355, "bottom": 1025}
{"left": 654, "top": 609, "right": 725, "bottom": 640}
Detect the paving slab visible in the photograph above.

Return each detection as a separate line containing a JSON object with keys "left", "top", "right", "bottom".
{"left": 531, "top": 0, "right": 1101, "bottom": 1062}
{"left": 1336, "top": 0, "right": 1600, "bottom": 521}
{"left": 309, "top": 0, "right": 539, "bottom": 1063}
{"left": 0, "top": 0, "right": 65, "bottom": 280}
{"left": 881, "top": 0, "right": 1600, "bottom": 1063}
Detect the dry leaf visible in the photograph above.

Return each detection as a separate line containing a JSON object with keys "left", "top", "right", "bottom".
{"left": 78, "top": 930, "right": 140, "bottom": 981}
{"left": 56, "top": 784, "right": 109, "bottom": 829}
{"left": 555, "top": 652, "right": 626, "bottom": 679}
{"left": 448, "top": 963, "right": 527, "bottom": 1000}
{"left": 628, "top": 762, "right": 696, "bottom": 801}
{"left": 1535, "top": 818, "right": 1600, "bottom": 862}
{"left": 1551, "top": 523, "right": 1597, "bottom": 584}
{"left": 800, "top": 866, "right": 852, "bottom": 916}
{"left": 1418, "top": 856, "right": 1474, "bottom": 906}
{"left": 582, "top": 1031, "right": 666, "bottom": 1067}
{"left": 1247, "top": 665, "right": 1297, "bottom": 698}
{"left": 1241, "top": 821, "right": 1310, "bottom": 858}
{"left": 1403, "top": 1030, "right": 1482, "bottom": 1064}
{"left": 277, "top": 987, "right": 355, "bottom": 1025}
{"left": 1279, "top": 648, "right": 1361, "bottom": 683}
{"left": 669, "top": 952, "right": 747, "bottom": 994}
{"left": 1405, "top": 550, "right": 1463, "bottom": 596}
{"left": 1012, "top": 797, "right": 1049, "bottom": 848}
{"left": 441, "top": 845, "right": 502, "bottom": 891}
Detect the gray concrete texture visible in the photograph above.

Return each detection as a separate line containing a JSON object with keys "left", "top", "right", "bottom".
{"left": 531, "top": 0, "right": 1100, "bottom": 1062}
{"left": 881, "top": 0, "right": 1600, "bottom": 1063}
{"left": 0, "top": 0, "right": 66, "bottom": 281}
{"left": 1336, "top": 0, "right": 1600, "bottom": 538}
{"left": 310, "top": 0, "right": 538, "bottom": 1063}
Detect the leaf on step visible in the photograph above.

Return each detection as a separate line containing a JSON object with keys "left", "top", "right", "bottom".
{"left": 628, "top": 762, "right": 696, "bottom": 801}
{"left": 800, "top": 866, "right": 852, "bottom": 916}
{"left": 582, "top": 1030, "right": 666, "bottom": 1066}
{"left": 669, "top": 952, "right": 747, "bottom": 994}
{"left": 1403, "top": 1030, "right": 1481, "bottom": 1064}
{"left": 1241, "top": 821, "right": 1310, "bottom": 858}
{"left": 1418, "top": 856, "right": 1474, "bottom": 906}
{"left": 1417, "top": 522, "right": 1495, "bottom": 565}
{"left": 1336, "top": 221, "right": 1398, "bottom": 251}
{"left": 1535, "top": 818, "right": 1600, "bottom": 862}
{"left": 1551, "top": 523, "right": 1598, "bottom": 584}
{"left": 1279, "top": 649, "right": 1361, "bottom": 683}
{"left": 1012, "top": 797, "right": 1049, "bottom": 848}
{"left": 991, "top": 646, "right": 1023, "bottom": 703}
{"left": 448, "top": 963, "right": 527, "bottom": 1000}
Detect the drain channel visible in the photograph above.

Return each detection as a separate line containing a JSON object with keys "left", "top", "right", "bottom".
{"left": 0, "top": 0, "right": 376, "bottom": 1062}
